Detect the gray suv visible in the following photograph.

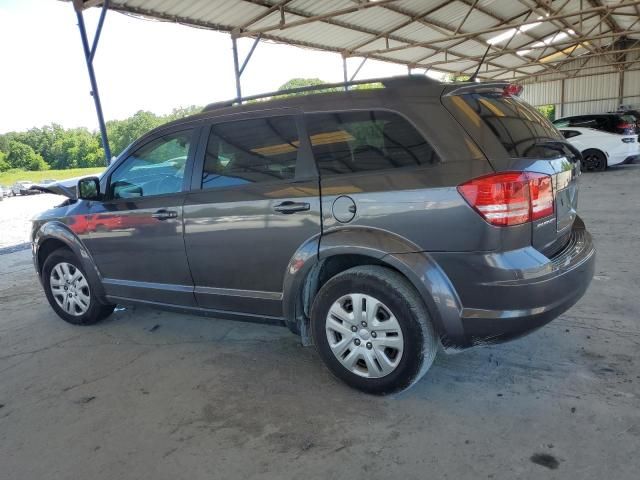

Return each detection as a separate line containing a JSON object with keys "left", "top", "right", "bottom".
{"left": 31, "top": 77, "right": 595, "bottom": 394}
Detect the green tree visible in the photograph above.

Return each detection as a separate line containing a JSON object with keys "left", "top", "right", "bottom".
{"left": 0, "top": 151, "right": 10, "bottom": 172}
{"left": 0, "top": 134, "right": 10, "bottom": 155}
{"left": 444, "top": 73, "right": 471, "bottom": 82}
{"left": 7, "top": 141, "right": 48, "bottom": 171}
{"left": 165, "top": 105, "right": 202, "bottom": 122}
{"left": 107, "top": 110, "right": 164, "bottom": 157}
{"left": 536, "top": 105, "right": 556, "bottom": 121}
{"left": 48, "top": 128, "right": 104, "bottom": 169}
{"left": 276, "top": 78, "right": 341, "bottom": 97}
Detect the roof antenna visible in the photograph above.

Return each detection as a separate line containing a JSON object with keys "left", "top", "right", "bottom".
{"left": 468, "top": 44, "right": 491, "bottom": 82}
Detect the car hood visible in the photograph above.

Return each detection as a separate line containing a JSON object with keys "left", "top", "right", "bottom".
{"left": 29, "top": 173, "right": 104, "bottom": 199}
{"left": 30, "top": 179, "right": 77, "bottom": 199}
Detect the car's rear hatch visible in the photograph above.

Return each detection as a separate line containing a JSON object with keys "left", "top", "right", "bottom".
{"left": 442, "top": 83, "right": 580, "bottom": 255}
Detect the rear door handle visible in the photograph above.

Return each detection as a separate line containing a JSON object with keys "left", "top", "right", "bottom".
{"left": 274, "top": 201, "right": 310, "bottom": 214}
{"left": 151, "top": 209, "right": 178, "bottom": 220}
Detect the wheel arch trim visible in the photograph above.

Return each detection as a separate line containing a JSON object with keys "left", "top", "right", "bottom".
{"left": 282, "top": 227, "right": 464, "bottom": 347}
{"left": 34, "top": 221, "right": 107, "bottom": 302}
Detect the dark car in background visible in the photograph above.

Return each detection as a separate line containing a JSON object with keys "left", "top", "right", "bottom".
{"left": 553, "top": 112, "right": 639, "bottom": 136}
{"left": 30, "top": 76, "right": 595, "bottom": 394}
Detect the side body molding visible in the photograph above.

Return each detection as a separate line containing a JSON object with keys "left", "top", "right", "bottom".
{"left": 33, "top": 221, "right": 108, "bottom": 303}
{"left": 281, "top": 226, "right": 465, "bottom": 349}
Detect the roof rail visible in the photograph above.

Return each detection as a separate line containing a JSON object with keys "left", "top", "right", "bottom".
{"left": 203, "top": 75, "right": 439, "bottom": 112}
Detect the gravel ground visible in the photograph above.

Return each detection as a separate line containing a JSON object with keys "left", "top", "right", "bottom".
{"left": 0, "top": 166, "right": 639, "bottom": 480}
{"left": 0, "top": 193, "right": 62, "bottom": 249}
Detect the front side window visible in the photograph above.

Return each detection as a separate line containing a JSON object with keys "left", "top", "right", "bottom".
{"left": 202, "top": 116, "right": 299, "bottom": 189}
{"left": 109, "top": 130, "right": 192, "bottom": 199}
{"left": 305, "top": 111, "right": 439, "bottom": 176}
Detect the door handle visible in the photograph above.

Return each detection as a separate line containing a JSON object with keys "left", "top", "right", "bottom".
{"left": 151, "top": 209, "right": 178, "bottom": 220}
{"left": 274, "top": 201, "right": 311, "bottom": 214}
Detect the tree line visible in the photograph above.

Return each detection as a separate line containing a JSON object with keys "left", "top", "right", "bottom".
{"left": 0, "top": 77, "right": 398, "bottom": 174}
{"left": 0, "top": 106, "right": 202, "bottom": 172}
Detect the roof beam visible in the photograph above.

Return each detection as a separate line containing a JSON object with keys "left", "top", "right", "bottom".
{"left": 368, "top": 1, "right": 560, "bottom": 77}
{"left": 417, "top": 29, "right": 637, "bottom": 72}
{"left": 363, "top": 1, "right": 640, "bottom": 55}
{"left": 237, "top": 0, "right": 293, "bottom": 32}
{"left": 346, "top": 1, "right": 451, "bottom": 52}
{"left": 480, "top": 46, "right": 640, "bottom": 76}
{"left": 236, "top": 0, "right": 400, "bottom": 37}
{"left": 587, "top": 0, "right": 622, "bottom": 33}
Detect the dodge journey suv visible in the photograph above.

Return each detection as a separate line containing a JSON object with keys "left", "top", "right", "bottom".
{"left": 32, "top": 76, "right": 595, "bottom": 394}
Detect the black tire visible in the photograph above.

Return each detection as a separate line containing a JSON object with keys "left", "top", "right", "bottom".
{"left": 311, "top": 265, "right": 438, "bottom": 395}
{"left": 582, "top": 149, "right": 607, "bottom": 172}
{"left": 42, "top": 248, "right": 115, "bottom": 325}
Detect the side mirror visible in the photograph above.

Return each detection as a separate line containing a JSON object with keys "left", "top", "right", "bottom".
{"left": 77, "top": 177, "right": 101, "bottom": 200}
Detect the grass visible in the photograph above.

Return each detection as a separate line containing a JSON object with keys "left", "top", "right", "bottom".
{"left": 0, "top": 167, "right": 105, "bottom": 186}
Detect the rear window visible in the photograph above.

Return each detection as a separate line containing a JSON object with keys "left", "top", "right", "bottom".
{"left": 461, "top": 93, "right": 563, "bottom": 158}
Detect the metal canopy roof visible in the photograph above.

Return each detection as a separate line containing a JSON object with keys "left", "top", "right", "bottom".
{"left": 71, "top": 0, "right": 640, "bottom": 81}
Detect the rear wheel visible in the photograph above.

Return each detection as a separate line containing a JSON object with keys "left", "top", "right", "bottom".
{"left": 311, "top": 265, "right": 438, "bottom": 395}
{"left": 582, "top": 149, "right": 607, "bottom": 171}
{"left": 42, "top": 248, "right": 115, "bottom": 325}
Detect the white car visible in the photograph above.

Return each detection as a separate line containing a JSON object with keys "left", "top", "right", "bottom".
{"left": 559, "top": 127, "right": 640, "bottom": 171}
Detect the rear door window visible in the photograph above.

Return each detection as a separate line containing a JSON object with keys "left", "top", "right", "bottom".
{"left": 202, "top": 116, "right": 299, "bottom": 189}
{"left": 304, "top": 111, "right": 439, "bottom": 176}
{"left": 459, "top": 93, "right": 563, "bottom": 158}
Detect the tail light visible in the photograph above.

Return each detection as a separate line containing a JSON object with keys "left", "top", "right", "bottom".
{"left": 458, "top": 172, "right": 554, "bottom": 226}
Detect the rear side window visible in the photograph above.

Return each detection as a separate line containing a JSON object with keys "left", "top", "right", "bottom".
{"left": 561, "top": 130, "right": 582, "bottom": 139}
{"left": 569, "top": 116, "right": 609, "bottom": 131}
{"left": 305, "top": 111, "right": 439, "bottom": 176}
{"left": 202, "top": 116, "right": 299, "bottom": 189}
{"left": 461, "top": 94, "right": 562, "bottom": 158}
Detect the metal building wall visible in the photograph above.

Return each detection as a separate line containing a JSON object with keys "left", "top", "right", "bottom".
{"left": 623, "top": 69, "right": 640, "bottom": 107}
{"left": 520, "top": 54, "right": 640, "bottom": 119}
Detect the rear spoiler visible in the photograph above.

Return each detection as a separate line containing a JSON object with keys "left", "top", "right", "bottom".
{"left": 443, "top": 82, "right": 520, "bottom": 97}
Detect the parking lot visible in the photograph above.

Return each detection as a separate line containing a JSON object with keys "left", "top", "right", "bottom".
{"left": 1, "top": 166, "right": 639, "bottom": 480}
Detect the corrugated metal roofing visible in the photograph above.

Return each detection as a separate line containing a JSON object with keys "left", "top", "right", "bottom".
{"left": 71, "top": 0, "right": 640, "bottom": 81}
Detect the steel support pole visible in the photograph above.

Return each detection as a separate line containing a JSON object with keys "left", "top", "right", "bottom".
{"left": 232, "top": 36, "right": 242, "bottom": 103}
{"left": 76, "top": 4, "right": 111, "bottom": 165}
{"left": 342, "top": 56, "right": 348, "bottom": 91}
{"left": 239, "top": 34, "right": 261, "bottom": 76}
{"left": 349, "top": 57, "right": 367, "bottom": 81}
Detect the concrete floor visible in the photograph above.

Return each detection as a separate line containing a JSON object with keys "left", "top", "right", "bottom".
{"left": 1, "top": 166, "right": 639, "bottom": 480}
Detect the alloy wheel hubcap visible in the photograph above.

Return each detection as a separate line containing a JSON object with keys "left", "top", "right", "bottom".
{"left": 325, "top": 293, "right": 404, "bottom": 378}
{"left": 50, "top": 262, "right": 91, "bottom": 316}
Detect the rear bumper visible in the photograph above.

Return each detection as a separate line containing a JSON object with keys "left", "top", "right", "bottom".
{"left": 431, "top": 217, "right": 595, "bottom": 349}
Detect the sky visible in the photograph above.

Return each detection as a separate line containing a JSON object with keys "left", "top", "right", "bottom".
{"left": 0, "top": 0, "right": 441, "bottom": 134}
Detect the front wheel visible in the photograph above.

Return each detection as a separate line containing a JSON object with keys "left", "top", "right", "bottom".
{"left": 311, "top": 265, "right": 438, "bottom": 395}
{"left": 42, "top": 248, "right": 115, "bottom": 325}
